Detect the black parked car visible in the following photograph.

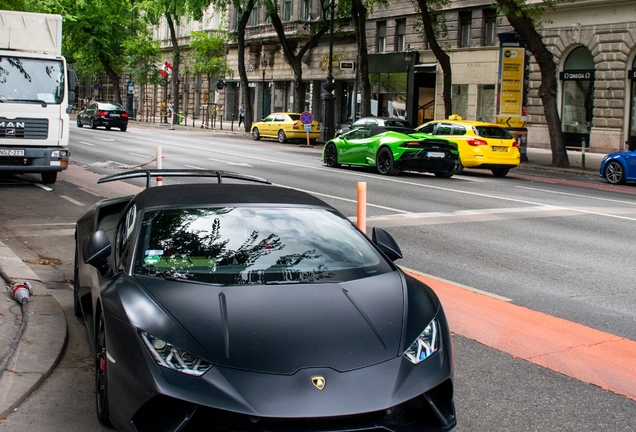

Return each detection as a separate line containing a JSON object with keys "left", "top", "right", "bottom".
{"left": 74, "top": 169, "right": 456, "bottom": 432}
{"left": 336, "top": 117, "right": 413, "bottom": 137}
{"left": 77, "top": 102, "right": 128, "bottom": 131}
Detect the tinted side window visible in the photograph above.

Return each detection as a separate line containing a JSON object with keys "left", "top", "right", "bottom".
{"left": 365, "top": 119, "right": 378, "bottom": 127}
{"left": 475, "top": 126, "right": 512, "bottom": 139}
{"left": 418, "top": 123, "right": 435, "bottom": 134}
{"left": 452, "top": 125, "right": 467, "bottom": 136}
{"left": 435, "top": 124, "right": 453, "bottom": 135}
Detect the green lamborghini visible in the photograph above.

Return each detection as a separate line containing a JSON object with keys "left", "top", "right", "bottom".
{"left": 322, "top": 126, "right": 459, "bottom": 177}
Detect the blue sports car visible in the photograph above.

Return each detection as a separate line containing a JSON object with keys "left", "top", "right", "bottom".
{"left": 599, "top": 149, "right": 636, "bottom": 184}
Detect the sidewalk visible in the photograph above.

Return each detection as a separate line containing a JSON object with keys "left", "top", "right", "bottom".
{"left": 0, "top": 121, "right": 610, "bottom": 421}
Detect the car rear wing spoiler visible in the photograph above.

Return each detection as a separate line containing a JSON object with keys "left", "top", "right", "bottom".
{"left": 97, "top": 169, "right": 271, "bottom": 189}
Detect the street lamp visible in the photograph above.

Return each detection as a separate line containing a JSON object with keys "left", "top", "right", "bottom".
{"left": 261, "top": 58, "right": 268, "bottom": 119}
{"left": 322, "top": 0, "right": 336, "bottom": 141}
{"left": 404, "top": 47, "right": 415, "bottom": 122}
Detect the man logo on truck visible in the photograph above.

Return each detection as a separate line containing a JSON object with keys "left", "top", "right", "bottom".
{"left": 0, "top": 121, "right": 25, "bottom": 128}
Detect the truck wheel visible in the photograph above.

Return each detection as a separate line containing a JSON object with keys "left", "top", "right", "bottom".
{"left": 41, "top": 172, "right": 57, "bottom": 184}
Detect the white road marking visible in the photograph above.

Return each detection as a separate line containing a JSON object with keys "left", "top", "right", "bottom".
{"left": 208, "top": 157, "right": 252, "bottom": 167}
{"left": 78, "top": 141, "right": 95, "bottom": 146}
{"left": 99, "top": 138, "right": 115, "bottom": 142}
{"left": 35, "top": 183, "right": 53, "bottom": 191}
{"left": 129, "top": 152, "right": 151, "bottom": 159}
{"left": 516, "top": 186, "right": 636, "bottom": 206}
{"left": 184, "top": 165, "right": 205, "bottom": 170}
{"left": 61, "top": 195, "right": 86, "bottom": 207}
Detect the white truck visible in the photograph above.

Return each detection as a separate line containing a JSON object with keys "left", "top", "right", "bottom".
{"left": 0, "top": 10, "right": 74, "bottom": 184}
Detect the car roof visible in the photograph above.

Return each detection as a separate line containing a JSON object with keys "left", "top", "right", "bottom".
{"left": 426, "top": 119, "right": 502, "bottom": 128}
{"left": 132, "top": 183, "right": 332, "bottom": 210}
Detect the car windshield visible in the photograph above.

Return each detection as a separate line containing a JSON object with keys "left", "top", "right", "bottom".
{"left": 475, "top": 126, "right": 513, "bottom": 139}
{"left": 134, "top": 207, "right": 392, "bottom": 285}
{"left": 0, "top": 56, "right": 65, "bottom": 104}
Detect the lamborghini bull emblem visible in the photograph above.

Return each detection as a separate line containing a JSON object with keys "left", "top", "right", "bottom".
{"left": 311, "top": 376, "right": 326, "bottom": 390}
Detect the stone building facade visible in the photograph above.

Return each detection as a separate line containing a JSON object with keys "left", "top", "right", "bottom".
{"left": 141, "top": 0, "right": 636, "bottom": 152}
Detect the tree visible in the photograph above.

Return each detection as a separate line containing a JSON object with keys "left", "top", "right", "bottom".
{"left": 349, "top": 0, "right": 372, "bottom": 117}
{"left": 264, "top": 0, "right": 328, "bottom": 114}
{"left": 412, "top": 0, "right": 452, "bottom": 119}
{"left": 124, "top": 31, "right": 162, "bottom": 119}
{"left": 189, "top": 30, "right": 234, "bottom": 125}
{"left": 495, "top": 0, "right": 569, "bottom": 168}
{"left": 141, "top": 0, "right": 214, "bottom": 120}
{"left": 50, "top": 0, "right": 139, "bottom": 105}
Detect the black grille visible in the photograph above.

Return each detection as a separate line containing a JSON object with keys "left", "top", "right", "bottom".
{"left": 0, "top": 117, "right": 49, "bottom": 139}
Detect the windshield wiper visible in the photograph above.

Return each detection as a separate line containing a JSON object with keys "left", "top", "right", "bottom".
{"left": 9, "top": 99, "right": 48, "bottom": 107}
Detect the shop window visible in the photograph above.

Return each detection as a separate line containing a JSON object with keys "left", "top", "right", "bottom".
{"left": 395, "top": 19, "right": 406, "bottom": 52}
{"left": 283, "top": 0, "right": 292, "bottom": 21}
{"left": 377, "top": 21, "right": 386, "bottom": 53}
{"left": 629, "top": 57, "right": 636, "bottom": 150}
{"left": 560, "top": 46, "right": 595, "bottom": 145}
{"left": 459, "top": 11, "right": 472, "bottom": 48}
{"left": 483, "top": 9, "right": 496, "bottom": 46}
{"left": 452, "top": 84, "right": 469, "bottom": 119}
{"left": 477, "top": 84, "right": 496, "bottom": 122}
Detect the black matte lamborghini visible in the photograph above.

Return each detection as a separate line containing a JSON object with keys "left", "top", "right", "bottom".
{"left": 74, "top": 170, "right": 456, "bottom": 432}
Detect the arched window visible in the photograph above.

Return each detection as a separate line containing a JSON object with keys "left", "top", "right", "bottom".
{"left": 560, "top": 46, "right": 595, "bottom": 147}
{"left": 628, "top": 56, "right": 636, "bottom": 150}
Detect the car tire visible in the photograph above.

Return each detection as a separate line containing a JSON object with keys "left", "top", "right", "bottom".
{"left": 376, "top": 147, "right": 400, "bottom": 176}
{"left": 105, "top": 126, "right": 111, "bottom": 130}
{"left": 455, "top": 162, "right": 464, "bottom": 174}
{"left": 278, "top": 130, "right": 287, "bottom": 143}
{"left": 491, "top": 168, "right": 509, "bottom": 178}
{"left": 41, "top": 172, "right": 57, "bottom": 184}
{"left": 96, "top": 310, "right": 112, "bottom": 426}
{"left": 73, "top": 247, "right": 82, "bottom": 318}
{"left": 77, "top": 117, "right": 83, "bottom": 128}
{"left": 120, "top": 125, "right": 127, "bottom": 132}
{"left": 252, "top": 127, "right": 261, "bottom": 140}
{"left": 90, "top": 118, "right": 96, "bottom": 129}
{"left": 434, "top": 171, "right": 454, "bottom": 178}
{"left": 324, "top": 143, "right": 341, "bottom": 168}
{"left": 605, "top": 161, "right": 626, "bottom": 185}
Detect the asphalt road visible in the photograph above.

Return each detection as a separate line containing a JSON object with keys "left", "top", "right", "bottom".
{"left": 0, "top": 123, "right": 634, "bottom": 431}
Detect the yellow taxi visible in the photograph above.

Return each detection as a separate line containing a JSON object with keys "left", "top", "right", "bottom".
{"left": 251, "top": 112, "right": 321, "bottom": 143}
{"left": 416, "top": 115, "right": 520, "bottom": 177}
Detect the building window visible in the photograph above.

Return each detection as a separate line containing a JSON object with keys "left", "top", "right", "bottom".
{"left": 377, "top": 21, "right": 386, "bottom": 53}
{"left": 395, "top": 19, "right": 406, "bottom": 52}
{"left": 477, "top": 84, "right": 496, "bottom": 122}
{"left": 283, "top": 0, "right": 292, "bottom": 21}
{"left": 303, "top": 0, "right": 311, "bottom": 20}
{"left": 250, "top": 5, "right": 259, "bottom": 26}
{"left": 483, "top": 9, "right": 496, "bottom": 46}
{"left": 452, "top": 84, "right": 469, "bottom": 119}
{"left": 459, "top": 11, "right": 472, "bottom": 48}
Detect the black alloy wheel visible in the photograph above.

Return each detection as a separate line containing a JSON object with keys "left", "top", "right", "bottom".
{"left": 605, "top": 161, "right": 626, "bottom": 185}
{"left": 454, "top": 162, "right": 464, "bottom": 174}
{"left": 324, "top": 143, "right": 340, "bottom": 167}
{"left": 95, "top": 311, "right": 112, "bottom": 426}
{"left": 90, "top": 118, "right": 96, "bottom": 129}
{"left": 252, "top": 127, "right": 261, "bottom": 140}
{"left": 278, "top": 130, "right": 287, "bottom": 143}
{"left": 491, "top": 168, "right": 510, "bottom": 178}
{"left": 120, "top": 125, "right": 127, "bottom": 132}
{"left": 376, "top": 147, "right": 400, "bottom": 175}
{"left": 77, "top": 117, "right": 83, "bottom": 127}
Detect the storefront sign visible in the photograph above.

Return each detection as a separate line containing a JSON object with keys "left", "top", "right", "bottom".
{"left": 245, "top": 64, "right": 254, "bottom": 72}
{"left": 560, "top": 70, "right": 595, "bottom": 80}
{"left": 319, "top": 53, "right": 346, "bottom": 75}
{"left": 498, "top": 47, "right": 525, "bottom": 116}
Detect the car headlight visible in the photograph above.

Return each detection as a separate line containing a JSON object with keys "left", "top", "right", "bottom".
{"left": 403, "top": 317, "right": 440, "bottom": 365}
{"left": 140, "top": 331, "right": 212, "bottom": 376}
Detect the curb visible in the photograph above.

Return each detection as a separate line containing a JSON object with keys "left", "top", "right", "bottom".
{"left": 0, "top": 240, "right": 67, "bottom": 420}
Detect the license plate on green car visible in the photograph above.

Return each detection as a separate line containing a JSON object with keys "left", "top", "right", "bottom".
{"left": 426, "top": 152, "right": 446, "bottom": 158}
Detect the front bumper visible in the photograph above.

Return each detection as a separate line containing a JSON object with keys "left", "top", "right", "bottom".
{"left": 0, "top": 146, "right": 69, "bottom": 174}
{"left": 104, "top": 314, "right": 455, "bottom": 432}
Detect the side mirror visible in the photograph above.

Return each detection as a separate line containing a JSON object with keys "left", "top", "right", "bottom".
{"left": 83, "top": 230, "right": 112, "bottom": 272}
{"left": 372, "top": 227, "right": 402, "bottom": 261}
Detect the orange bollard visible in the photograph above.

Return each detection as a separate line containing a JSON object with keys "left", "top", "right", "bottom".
{"left": 357, "top": 182, "right": 367, "bottom": 233}
{"left": 156, "top": 145, "right": 163, "bottom": 186}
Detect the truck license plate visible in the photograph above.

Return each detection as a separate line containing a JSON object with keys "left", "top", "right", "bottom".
{"left": 0, "top": 149, "right": 25, "bottom": 156}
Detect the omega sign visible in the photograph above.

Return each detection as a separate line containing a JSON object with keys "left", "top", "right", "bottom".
{"left": 561, "top": 71, "right": 595, "bottom": 81}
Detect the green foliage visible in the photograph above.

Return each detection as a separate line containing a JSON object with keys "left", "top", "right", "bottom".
{"left": 124, "top": 32, "right": 162, "bottom": 86}
{"left": 188, "top": 30, "right": 233, "bottom": 80}
{"left": 494, "top": 0, "right": 573, "bottom": 30}
{"left": 140, "top": 0, "right": 213, "bottom": 25}
{"left": 411, "top": 0, "right": 449, "bottom": 43}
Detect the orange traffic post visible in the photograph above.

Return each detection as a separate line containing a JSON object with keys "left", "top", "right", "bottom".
{"left": 156, "top": 145, "right": 163, "bottom": 186}
{"left": 357, "top": 182, "right": 367, "bottom": 233}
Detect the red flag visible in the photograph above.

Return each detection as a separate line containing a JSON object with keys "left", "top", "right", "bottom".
{"left": 159, "top": 61, "right": 172, "bottom": 77}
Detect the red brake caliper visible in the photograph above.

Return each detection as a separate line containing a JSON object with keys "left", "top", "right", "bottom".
{"left": 100, "top": 356, "right": 106, "bottom": 372}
